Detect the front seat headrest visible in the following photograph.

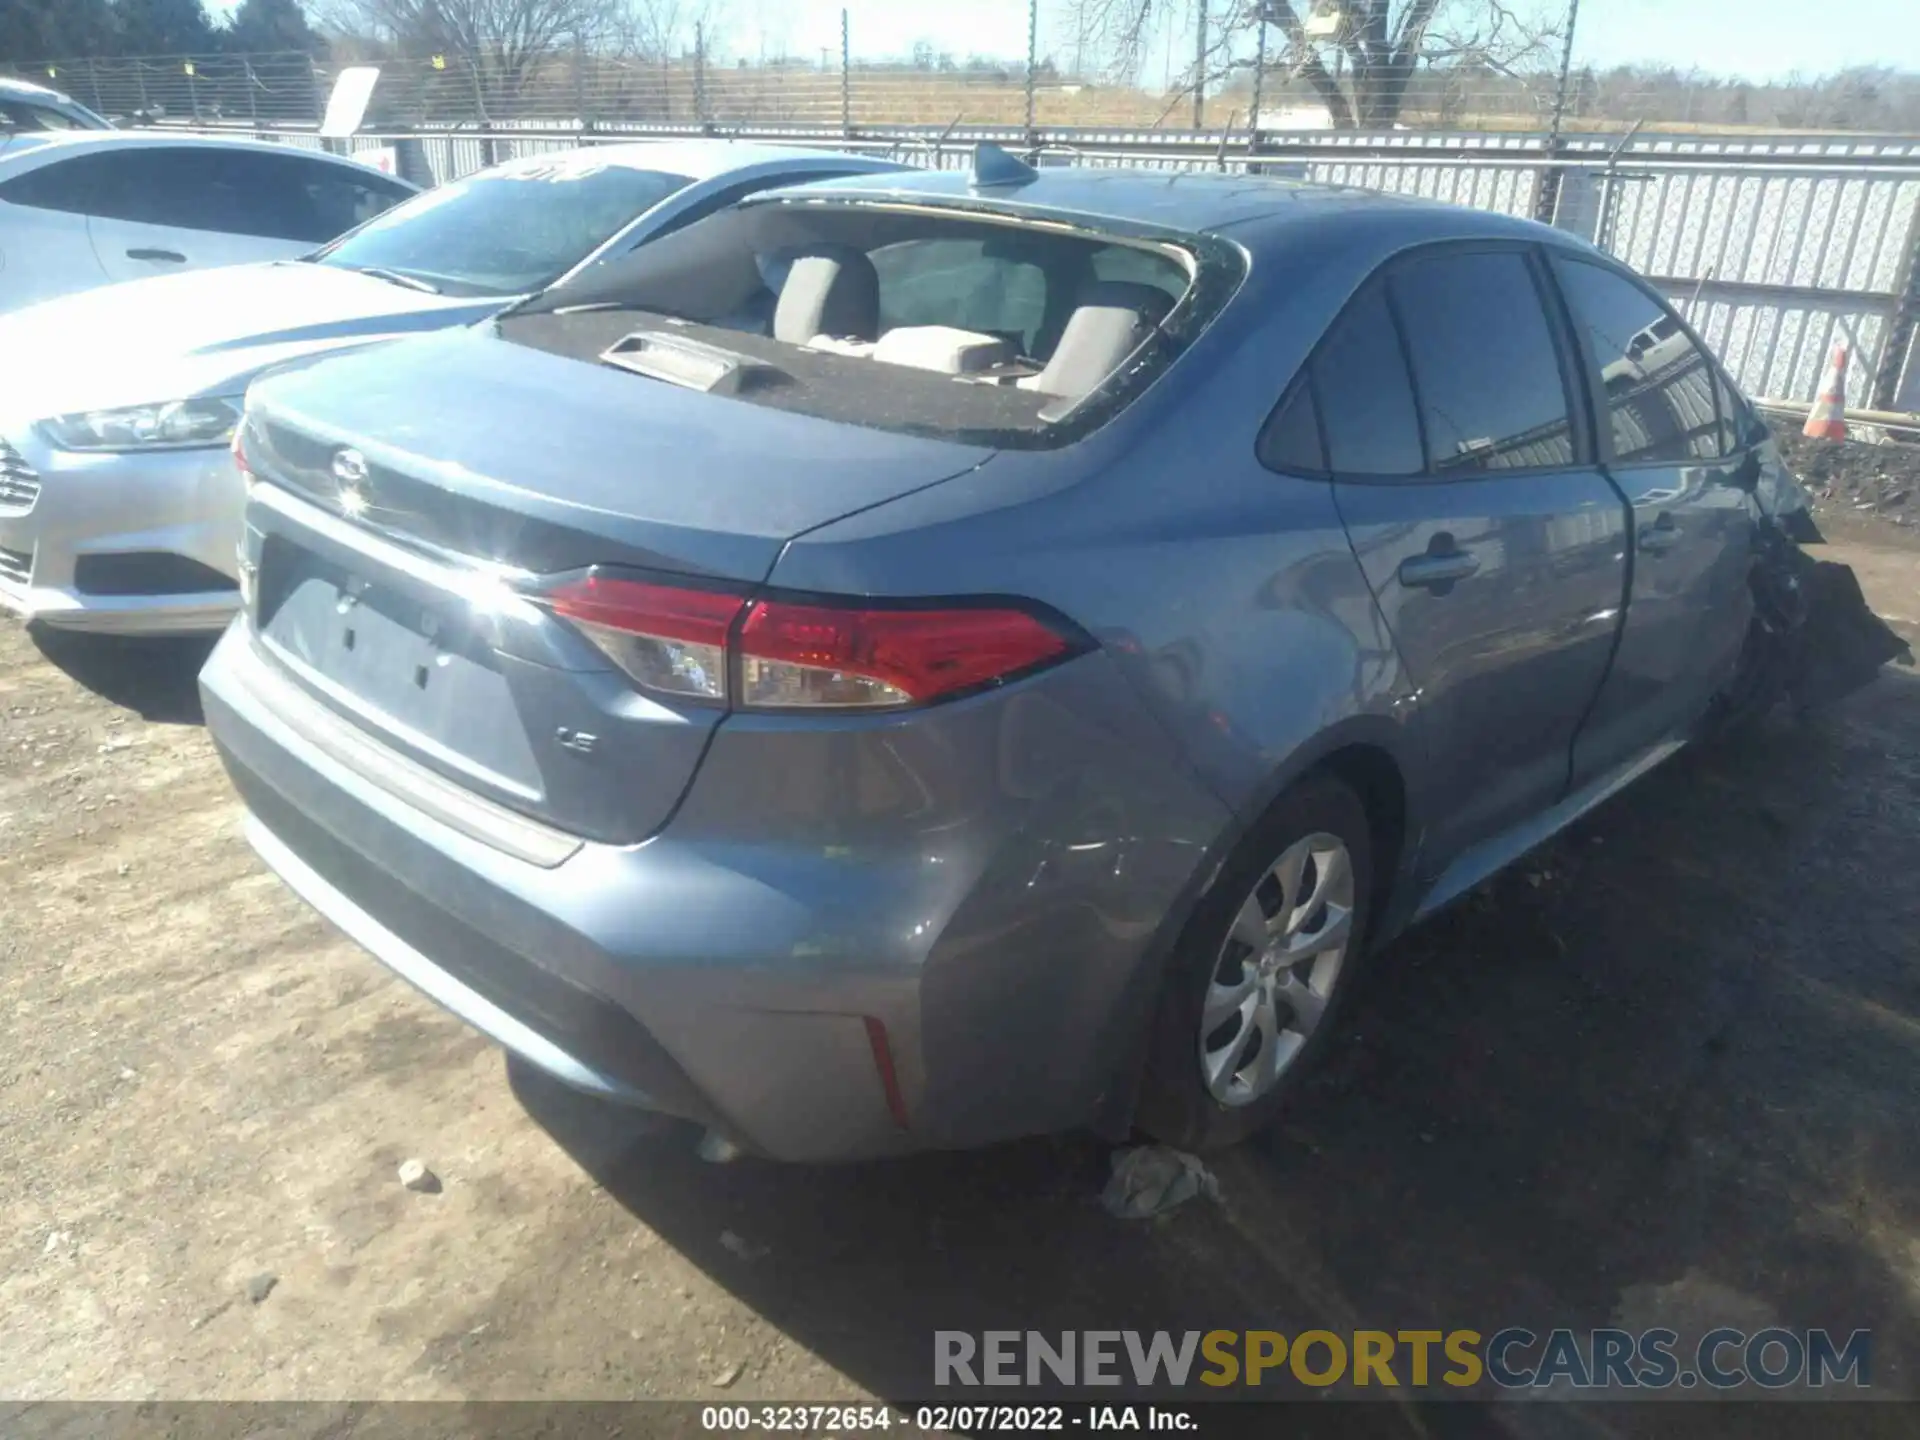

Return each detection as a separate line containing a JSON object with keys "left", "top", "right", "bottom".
{"left": 773, "top": 245, "right": 882, "bottom": 345}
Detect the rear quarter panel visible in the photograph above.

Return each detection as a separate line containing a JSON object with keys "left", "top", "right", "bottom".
{"left": 768, "top": 219, "right": 1435, "bottom": 1133}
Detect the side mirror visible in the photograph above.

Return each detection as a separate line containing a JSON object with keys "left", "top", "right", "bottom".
{"left": 1731, "top": 449, "right": 1763, "bottom": 493}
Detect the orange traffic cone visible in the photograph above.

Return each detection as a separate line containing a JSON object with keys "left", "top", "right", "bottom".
{"left": 1803, "top": 343, "right": 1850, "bottom": 441}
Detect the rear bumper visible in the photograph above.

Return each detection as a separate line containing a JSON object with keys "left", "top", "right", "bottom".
{"left": 0, "top": 429, "right": 240, "bottom": 635}
{"left": 202, "top": 623, "right": 1229, "bottom": 1161}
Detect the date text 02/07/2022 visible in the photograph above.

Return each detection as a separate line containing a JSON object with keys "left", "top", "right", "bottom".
{"left": 700, "top": 1405, "right": 1198, "bottom": 1432}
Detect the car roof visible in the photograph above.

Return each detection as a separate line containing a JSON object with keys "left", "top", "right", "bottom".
{"left": 764, "top": 163, "right": 1555, "bottom": 247}
{"left": 0, "top": 128, "right": 416, "bottom": 180}
{"left": 489, "top": 139, "right": 906, "bottom": 183}
{"left": 0, "top": 76, "right": 70, "bottom": 101}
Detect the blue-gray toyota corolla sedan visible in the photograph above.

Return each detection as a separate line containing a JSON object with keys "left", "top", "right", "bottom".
{"left": 200, "top": 159, "right": 1814, "bottom": 1161}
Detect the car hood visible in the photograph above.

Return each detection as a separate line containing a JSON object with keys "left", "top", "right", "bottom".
{"left": 0, "top": 262, "right": 502, "bottom": 425}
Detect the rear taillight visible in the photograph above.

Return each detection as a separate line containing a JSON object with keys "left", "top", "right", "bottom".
{"left": 542, "top": 575, "right": 744, "bottom": 701}
{"left": 738, "top": 600, "right": 1071, "bottom": 708}
{"left": 537, "top": 574, "right": 1079, "bottom": 711}
{"left": 231, "top": 426, "right": 255, "bottom": 492}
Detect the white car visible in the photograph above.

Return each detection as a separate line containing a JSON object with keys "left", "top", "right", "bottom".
{"left": 0, "top": 140, "right": 909, "bottom": 635}
{"left": 0, "top": 76, "right": 113, "bottom": 132}
{"left": 0, "top": 131, "right": 418, "bottom": 313}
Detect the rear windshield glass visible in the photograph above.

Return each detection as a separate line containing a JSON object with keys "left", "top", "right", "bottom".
{"left": 506, "top": 197, "right": 1240, "bottom": 448}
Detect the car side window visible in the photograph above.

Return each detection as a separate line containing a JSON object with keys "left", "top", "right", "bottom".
{"left": 171, "top": 151, "right": 336, "bottom": 242}
{"left": 16, "top": 149, "right": 224, "bottom": 229}
{"left": 1306, "top": 281, "right": 1425, "bottom": 478}
{"left": 0, "top": 152, "right": 113, "bottom": 213}
{"left": 1712, "top": 365, "right": 1754, "bottom": 454}
{"left": 1257, "top": 380, "right": 1327, "bottom": 475}
{"left": 292, "top": 161, "right": 410, "bottom": 242}
{"left": 0, "top": 100, "right": 82, "bottom": 131}
{"left": 1389, "top": 249, "right": 1579, "bottom": 474}
{"left": 1552, "top": 256, "right": 1725, "bottom": 465}
{"left": 871, "top": 238, "right": 1050, "bottom": 355}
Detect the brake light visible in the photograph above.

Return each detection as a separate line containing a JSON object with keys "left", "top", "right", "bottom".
{"left": 738, "top": 600, "right": 1072, "bottom": 708}
{"left": 538, "top": 574, "right": 1079, "bottom": 711}
{"left": 542, "top": 575, "right": 744, "bottom": 701}
{"left": 231, "top": 425, "right": 255, "bottom": 492}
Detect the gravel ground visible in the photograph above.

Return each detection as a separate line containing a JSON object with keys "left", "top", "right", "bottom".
{"left": 1774, "top": 420, "right": 1920, "bottom": 534}
{"left": 1, "top": 532, "right": 1918, "bottom": 1429}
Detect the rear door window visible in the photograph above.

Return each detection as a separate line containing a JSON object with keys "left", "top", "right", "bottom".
{"left": 0, "top": 151, "right": 118, "bottom": 213}
{"left": 0, "top": 99, "right": 84, "bottom": 131}
{"left": 1309, "top": 282, "right": 1424, "bottom": 478}
{"left": 1552, "top": 256, "right": 1726, "bottom": 465}
{"left": 1389, "top": 249, "right": 1579, "bottom": 474}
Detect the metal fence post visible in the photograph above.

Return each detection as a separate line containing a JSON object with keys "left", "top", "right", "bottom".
{"left": 244, "top": 56, "right": 259, "bottom": 126}
{"left": 84, "top": 56, "right": 104, "bottom": 115}
{"left": 572, "top": 31, "right": 590, "bottom": 132}
{"left": 134, "top": 60, "right": 150, "bottom": 118}
{"left": 1193, "top": 1, "right": 1208, "bottom": 131}
{"left": 1024, "top": 0, "right": 1039, "bottom": 153}
{"left": 840, "top": 8, "right": 852, "bottom": 138}
{"left": 1871, "top": 192, "right": 1920, "bottom": 411}
{"left": 471, "top": 57, "right": 496, "bottom": 165}
{"left": 186, "top": 59, "right": 201, "bottom": 122}
{"left": 694, "top": 21, "right": 709, "bottom": 131}
{"left": 309, "top": 54, "right": 326, "bottom": 128}
{"left": 1535, "top": 0, "right": 1582, "bottom": 225}
{"left": 1248, "top": 18, "right": 1267, "bottom": 173}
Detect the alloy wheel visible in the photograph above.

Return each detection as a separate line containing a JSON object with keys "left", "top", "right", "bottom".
{"left": 1198, "top": 831, "right": 1355, "bottom": 1108}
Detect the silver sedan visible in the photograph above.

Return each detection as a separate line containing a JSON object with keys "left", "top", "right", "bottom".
{"left": 0, "top": 140, "right": 907, "bottom": 635}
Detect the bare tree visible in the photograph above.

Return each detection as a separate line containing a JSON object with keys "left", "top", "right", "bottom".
{"left": 1256, "top": 0, "right": 1560, "bottom": 127}
{"left": 604, "top": 0, "right": 726, "bottom": 60}
{"left": 1060, "top": 0, "right": 1562, "bottom": 129}
{"left": 326, "top": 0, "right": 618, "bottom": 92}
{"left": 1058, "top": 0, "right": 1159, "bottom": 84}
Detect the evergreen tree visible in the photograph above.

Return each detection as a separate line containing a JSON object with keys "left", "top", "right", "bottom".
{"left": 223, "top": 0, "right": 321, "bottom": 55}
{"left": 113, "top": 0, "right": 218, "bottom": 54}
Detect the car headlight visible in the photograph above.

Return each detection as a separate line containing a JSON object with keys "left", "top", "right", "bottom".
{"left": 41, "top": 396, "right": 244, "bottom": 452}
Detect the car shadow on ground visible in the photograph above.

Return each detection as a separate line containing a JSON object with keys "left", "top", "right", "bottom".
{"left": 28, "top": 626, "right": 215, "bottom": 724}
{"left": 512, "top": 668, "right": 1920, "bottom": 1432}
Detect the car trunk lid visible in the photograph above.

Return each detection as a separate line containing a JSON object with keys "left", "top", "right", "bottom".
{"left": 240, "top": 326, "right": 995, "bottom": 844}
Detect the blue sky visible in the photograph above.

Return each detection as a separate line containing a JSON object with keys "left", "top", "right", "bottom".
{"left": 208, "top": 1, "right": 1918, "bottom": 82}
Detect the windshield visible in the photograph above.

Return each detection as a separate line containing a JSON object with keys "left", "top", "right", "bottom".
{"left": 316, "top": 158, "right": 693, "bottom": 298}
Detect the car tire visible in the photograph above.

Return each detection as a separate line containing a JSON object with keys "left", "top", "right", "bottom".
{"left": 1135, "top": 772, "right": 1375, "bottom": 1154}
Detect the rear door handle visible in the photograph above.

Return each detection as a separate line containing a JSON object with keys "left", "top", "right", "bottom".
{"left": 1640, "top": 512, "right": 1681, "bottom": 554}
{"left": 126, "top": 247, "right": 187, "bottom": 263}
{"left": 1398, "top": 550, "right": 1481, "bottom": 590}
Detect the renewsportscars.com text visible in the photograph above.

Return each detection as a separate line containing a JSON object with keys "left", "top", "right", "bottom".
{"left": 933, "top": 1328, "right": 1871, "bottom": 1392}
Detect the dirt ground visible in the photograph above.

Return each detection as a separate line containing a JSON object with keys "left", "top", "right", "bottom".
{"left": 3, "top": 490, "right": 1920, "bottom": 1426}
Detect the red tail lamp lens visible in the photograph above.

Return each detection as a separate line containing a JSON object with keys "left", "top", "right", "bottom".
{"left": 539, "top": 574, "right": 1078, "bottom": 710}
{"left": 737, "top": 601, "right": 1074, "bottom": 709}
{"left": 542, "top": 575, "right": 744, "bottom": 701}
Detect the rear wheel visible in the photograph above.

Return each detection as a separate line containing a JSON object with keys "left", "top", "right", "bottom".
{"left": 1136, "top": 774, "right": 1374, "bottom": 1153}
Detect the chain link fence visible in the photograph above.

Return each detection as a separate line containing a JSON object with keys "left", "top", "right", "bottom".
{"left": 6, "top": 2, "right": 1919, "bottom": 137}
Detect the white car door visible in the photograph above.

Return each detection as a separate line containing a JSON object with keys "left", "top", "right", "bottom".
{"left": 84, "top": 146, "right": 316, "bottom": 286}
{"left": 0, "top": 157, "right": 113, "bottom": 312}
